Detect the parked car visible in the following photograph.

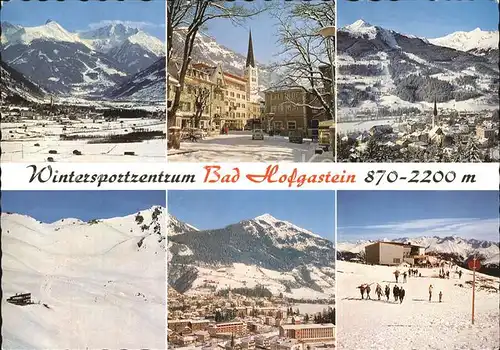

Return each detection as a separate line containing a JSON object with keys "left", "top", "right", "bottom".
{"left": 252, "top": 129, "right": 264, "bottom": 140}
{"left": 289, "top": 129, "right": 304, "bottom": 144}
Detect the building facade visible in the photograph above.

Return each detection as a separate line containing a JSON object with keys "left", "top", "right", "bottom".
{"left": 279, "top": 324, "right": 335, "bottom": 342}
{"left": 208, "top": 321, "right": 247, "bottom": 336}
{"left": 169, "top": 31, "right": 260, "bottom": 131}
{"left": 365, "top": 242, "right": 426, "bottom": 265}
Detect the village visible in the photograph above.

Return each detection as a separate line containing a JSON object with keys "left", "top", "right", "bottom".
{"left": 167, "top": 288, "right": 335, "bottom": 350}
{"left": 337, "top": 107, "right": 499, "bottom": 162}
{"left": 1, "top": 100, "right": 166, "bottom": 162}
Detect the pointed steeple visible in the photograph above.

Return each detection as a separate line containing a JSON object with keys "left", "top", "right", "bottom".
{"left": 246, "top": 30, "right": 255, "bottom": 68}
{"left": 433, "top": 97, "right": 438, "bottom": 117}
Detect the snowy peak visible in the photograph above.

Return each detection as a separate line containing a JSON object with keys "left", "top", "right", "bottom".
{"left": 126, "top": 31, "right": 164, "bottom": 56}
{"left": 167, "top": 213, "right": 199, "bottom": 236}
{"left": 251, "top": 213, "right": 322, "bottom": 239}
{"left": 343, "top": 19, "right": 378, "bottom": 39}
{"left": 429, "top": 28, "right": 499, "bottom": 52}
{"left": 5, "top": 21, "right": 90, "bottom": 47}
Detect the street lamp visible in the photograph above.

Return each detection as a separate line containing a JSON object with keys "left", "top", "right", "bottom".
{"left": 318, "top": 26, "right": 336, "bottom": 121}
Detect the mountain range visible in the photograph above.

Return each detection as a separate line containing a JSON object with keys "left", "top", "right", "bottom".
{"left": 1, "top": 206, "right": 166, "bottom": 349}
{"left": 337, "top": 20, "right": 499, "bottom": 112}
{"left": 1, "top": 21, "right": 165, "bottom": 101}
{"left": 168, "top": 213, "right": 335, "bottom": 300}
{"left": 337, "top": 236, "right": 500, "bottom": 268}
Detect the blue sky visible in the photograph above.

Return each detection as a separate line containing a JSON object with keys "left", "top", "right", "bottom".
{"left": 168, "top": 190, "right": 335, "bottom": 239}
{"left": 1, "top": 191, "right": 166, "bottom": 223}
{"left": 338, "top": 191, "right": 499, "bottom": 242}
{"left": 206, "top": 0, "right": 498, "bottom": 64}
{"left": 338, "top": 0, "right": 499, "bottom": 38}
{"left": 1, "top": 0, "right": 166, "bottom": 40}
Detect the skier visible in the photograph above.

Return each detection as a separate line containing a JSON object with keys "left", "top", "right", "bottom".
{"left": 394, "top": 270, "right": 400, "bottom": 283}
{"left": 429, "top": 284, "right": 433, "bottom": 302}
{"left": 376, "top": 284, "right": 382, "bottom": 300}
{"left": 403, "top": 272, "right": 407, "bottom": 283}
{"left": 357, "top": 285, "right": 366, "bottom": 300}
{"left": 393, "top": 285, "right": 399, "bottom": 302}
{"left": 399, "top": 287, "right": 405, "bottom": 304}
{"left": 385, "top": 285, "right": 390, "bottom": 301}
{"left": 439, "top": 291, "right": 443, "bottom": 303}
{"left": 366, "top": 285, "right": 372, "bottom": 300}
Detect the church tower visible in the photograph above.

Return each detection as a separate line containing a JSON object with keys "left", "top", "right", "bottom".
{"left": 244, "top": 30, "right": 259, "bottom": 102}
{"left": 432, "top": 97, "right": 438, "bottom": 128}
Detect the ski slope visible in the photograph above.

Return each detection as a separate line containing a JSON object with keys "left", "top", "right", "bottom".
{"left": 1, "top": 207, "right": 166, "bottom": 349}
{"left": 337, "top": 261, "right": 499, "bottom": 350}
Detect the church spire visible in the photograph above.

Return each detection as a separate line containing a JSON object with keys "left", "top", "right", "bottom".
{"left": 246, "top": 30, "right": 255, "bottom": 68}
{"left": 432, "top": 97, "right": 438, "bottom": 128}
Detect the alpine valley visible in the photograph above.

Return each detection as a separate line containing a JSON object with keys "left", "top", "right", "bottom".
{"left": 337, "top": 20, "right": 499, "bottom": 113}
{"left": 0, "top": 21, "right": 165, "bottom": 102}
{"left": 167, "top": 214, "right": 335, "bottom": 301}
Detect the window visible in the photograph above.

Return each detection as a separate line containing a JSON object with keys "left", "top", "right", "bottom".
{"left": 236, "top": 112, "right": 240, "bottom": 118}
{"left": 274, "top": 121, "right": 283, "bottom": 129}
{"left": 393, "top": 258, "right": 401, "bottom": 264}
{"left": 287, "top": 121, "right": 296, "bottom": 130}
{"left": 242, "top": 113, "right": 246, "bottom": 118}
{"left": 236, "top": 103, "right": 241, "bottom": 108}
{"left": 242, "top": 104, "right": 245, "bottom": 108}
{"left": 230, "top": 92, "right": 234, "bottom": 97}
{"left": 252, "top": 77, "right": 256, "bottom": 82}
{"left": 237, "top": 93, "right": 240, "bottom": 99}
{"left": 226, "top": 91, "right": 229, "bottom": 96}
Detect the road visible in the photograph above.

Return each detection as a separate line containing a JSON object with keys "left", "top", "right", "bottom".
{"left": 168, "top": 131, "right": 334, "bottom": 162}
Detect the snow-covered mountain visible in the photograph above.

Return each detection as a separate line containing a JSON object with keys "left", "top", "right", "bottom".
{"left": 168, "top": 214, "right": 335, "bottom": 300}
{"left": 429, "top": 28, "right": 499, "bottom": 54}
{"left": 167, "top": 213, "right": 199, "bottom": 236}
{"left": 337, "top": 236, "right": 500, "bottom": 267}
{"left": 105, "top": 57, "right": 166, "bottom": 101}
{"left": 0, "top": 60, "right": 46, "bottom": 103}
{"left": 171, "top": 28, "right": 272, "bottom": 91}
{"left": 1, "top": 21, "right": 164, "bottom": 96}
{"left": 337, "top": 20, "right": 499, "bottom": 112}
{"left": 1, "top": 206, "right": 166, "bottom": 349}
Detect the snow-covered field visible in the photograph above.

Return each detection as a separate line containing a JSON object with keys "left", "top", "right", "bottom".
{"left": 1, "top": 208, "right": 166, "bottom": 349}
{"left": 1, "top": 118, "right": 166, "bottom": 162}
{"left": 337, "top": 261, "right": 499, "bottom": 350}
{"left": 167, "top": 132, "right": 321, "bottom": 162}
{"left": 180, "top": 263, "right": 335, "bottom": 300}
{"left": 337, "top": 118, "right": 402, "bottom": 134}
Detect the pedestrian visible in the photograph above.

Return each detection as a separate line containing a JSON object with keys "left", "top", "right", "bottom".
{"left": 403, "top": 272, "right": 407, "bottom": 283}
{"left": 393, "top": 285, "right": 399, "bottom": 302}
{"left": 429, "top": 284, "right": 433, "bottom": 302}
{"left": 446, "top": 271, "right": 450, "bottom": 279}
{"left": 458, "top": 270, "right": 462, "bottom": 279}
{"left": 366, "top": 285, "right": 371, "bottom": 300}
{"left": 394, "top": 270, "right": 400, "bottom": 283}
{"left": 376, "top": 284, "right": 382, "bottom": 300}
{"left": 385, "top": 285, "right": 390, "bottom": 301}
{"left": 357, "top": 285, "right": 366, "bottom": 300}
{"left": 399, "top": 287, "right": 405, "bottom": 304}
{"left": 439, "top": 291, "right": 443, "bottom": 303}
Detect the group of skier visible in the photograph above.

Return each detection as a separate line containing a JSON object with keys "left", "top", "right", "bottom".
{"left": 357, "top": 283, "right": 406, "bottom": 304}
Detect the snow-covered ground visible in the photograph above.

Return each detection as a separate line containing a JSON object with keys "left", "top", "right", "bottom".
{"left": 337, "top": 118, "right": 402, "bottom": 134}
{"left": 337, "top": 261, "right": 499, "bottom": 350}
{"left": 1, "top": 208, "right": 166, "bottom": 349}
{"left": 167, "top": 131, "right": 323, "bottom": 162}
{"left": 1, "top": 118, "right": 166, "bottom": 162}
{"left": 181, "top": 263, "right": 335, "bottom": 300}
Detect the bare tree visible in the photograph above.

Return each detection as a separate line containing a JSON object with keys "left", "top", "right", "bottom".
{"left": 167, "top": 0, "right": 265, "bottom": 128}
{"left": 192, "top": 87, "right": 211, "bottom": 129}
{"left": 271, "top": 2, "right": 335, "bottom": 120}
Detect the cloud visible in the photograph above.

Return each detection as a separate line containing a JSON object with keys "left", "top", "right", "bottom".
{"left": 85, "top": 20, "right": 165, "bottom": 31}
{"left": 339, "top": 217, "right": 499, "bottom": 242}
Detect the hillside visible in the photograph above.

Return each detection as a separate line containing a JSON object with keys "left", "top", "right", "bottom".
{"left": 168, "top": 214, "right": 335, "bottom": 299}
{"left": 337, "top": 20, "right": 499, "bottom": 113}
{"left": 0, "top": 60, "right": 46, "bottom": 103}
{"left": 1, "top": 207, "right": 166, "bottom": 349}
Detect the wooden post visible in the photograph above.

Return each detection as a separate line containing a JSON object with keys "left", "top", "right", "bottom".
{"left": 472, "top": 258, "right": 476, "bottom": 325}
